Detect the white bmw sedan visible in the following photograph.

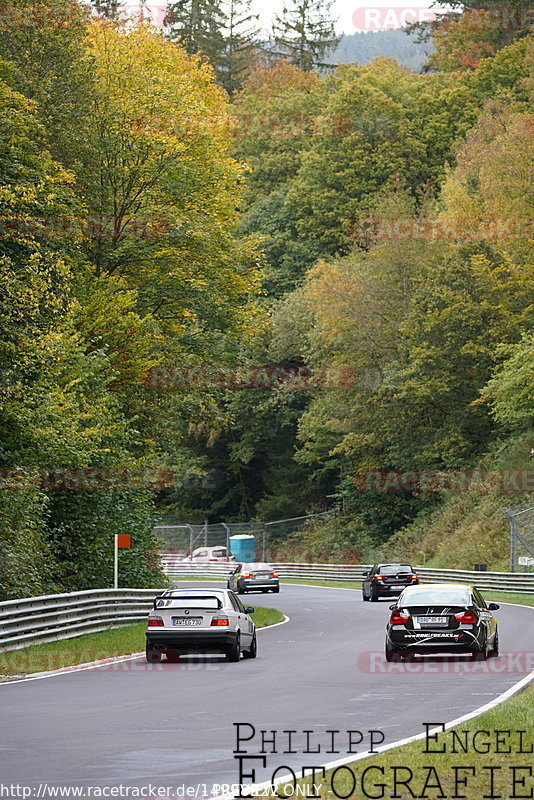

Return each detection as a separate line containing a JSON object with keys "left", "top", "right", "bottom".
{"left": 146, "top": 588, "right": 257, "bottom": 663}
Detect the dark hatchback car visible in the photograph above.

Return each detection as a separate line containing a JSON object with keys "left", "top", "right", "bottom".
{"left": 385, "top": 583, "right": 499, "bottom": 662}
{"left": 362, "top": 563, "right": 419, "bottom": 601}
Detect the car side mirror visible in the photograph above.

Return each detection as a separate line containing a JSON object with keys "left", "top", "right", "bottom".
{"left": 363, "top": 572, "right": 369, "bottom": 578}
{"left": 487, "top": 603, "right": 499, "bottom": 611}
{"left": 389, "top": 603, "right": 396, "bottom": 610}
{"left": 245, "top": 606, "right": 255, "bottom": 614}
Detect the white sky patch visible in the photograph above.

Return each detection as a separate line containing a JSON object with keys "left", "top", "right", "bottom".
{"left": 119, "top": 1, "right": 454, "bottom": 36}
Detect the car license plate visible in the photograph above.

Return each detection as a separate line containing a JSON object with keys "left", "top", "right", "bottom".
{"left": 172, "top": 618, "right": 202, "bottom": 626}
{"left": 418, "top": 616, "right": 447, "bottom": 624}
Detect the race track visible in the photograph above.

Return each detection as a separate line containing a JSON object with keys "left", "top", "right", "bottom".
{"left": 1, "top": 582, "right": 532, "bottom": 795}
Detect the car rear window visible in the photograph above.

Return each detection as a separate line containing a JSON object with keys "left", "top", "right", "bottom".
{"left": 155, "top": 595, "right": 222, "bottom": 609}
{"left": 251, "top": 564, "right": 272, "bottom": 571}
{"left": 379, "top": 565, "right": 412, "bottom": 575}
{"left": 401, "top": 587, "right": 470, "bottom": 605}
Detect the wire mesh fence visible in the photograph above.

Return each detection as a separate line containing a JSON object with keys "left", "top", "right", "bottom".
{"left": 504, "top": 502, "right": 534, "bottom": 571}
{"left": 153, "top": 511, "right": 337, "bottom": 563}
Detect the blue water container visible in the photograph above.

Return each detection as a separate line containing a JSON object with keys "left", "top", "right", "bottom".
{"left": 229, "top": 534, "right": 256, "bottom": 562}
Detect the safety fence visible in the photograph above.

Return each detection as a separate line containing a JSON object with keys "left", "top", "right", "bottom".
{"left": 1, "top": 563, "right": 533, "bottom": 652}
{"left": 0, "top": 589, "right": 161, "bottom": 652}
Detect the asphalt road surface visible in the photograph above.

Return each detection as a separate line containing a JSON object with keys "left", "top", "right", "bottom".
{"left": 1, "top": 583, "right": 532, "bottom": 796}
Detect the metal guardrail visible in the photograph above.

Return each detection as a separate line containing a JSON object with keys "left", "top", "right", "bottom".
{"left": 1, "top": 562, "right": 532, "bottom": 652}
{"left": 160, "top": 557, "right": 368, "bottom": 581}
{"left": 413, "top": 567, "right": 534, "bottom": 593}
{"left": 160, "top": 557, "right": 534, "bottom": 593}
{"left": 0, "top": 589, "right": 163, "bottom": 652}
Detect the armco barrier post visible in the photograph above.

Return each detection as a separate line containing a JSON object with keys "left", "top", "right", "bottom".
{"left": 114, "top": 534, "right": 118, "bottom": 589}
{"left": 114, "top": 534, "right": 131, "bottom": 588}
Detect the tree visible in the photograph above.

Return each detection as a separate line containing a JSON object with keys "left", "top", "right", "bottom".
{"left": 437, "top": 97, "right": 533, "bottom": 268}
{"left": 239, "top": 188, "right": 325, "bottom": 295}
{"left": 164, "top": 0, "right": 226, "bottom": 67}
{"left": 272, "top": 0, "right": 340, "bottom": 71}
{"left": 232, "top": 61, "right": 326, "bottom": 293}
{"left": 0, "top": 0, "right": 95, "bottom": 172}
{"left": 407, "top": 0, "right": 532, "bottom": 60}
{"left": 285, "top": 58, "right": 477, "bottom": 254}
{"left": 481, "top": 334, "right": 534, "bottom": 431}
{"left": 233, "top": 61, "right": 322, "bottom": 203}
{"left": 426, "top": 9, "right": 531, "bottom": 72}
{"left": 90, "top": 0, "right": 124, "bottom": 18}
{"left": 83, "top": 22, "right": 262, "bottom": 346}
{"left": 0, "top": 77, "right": 163, "bottom": 597}
{"left": 218, "top": 0, "right": 261, "bottom": 97}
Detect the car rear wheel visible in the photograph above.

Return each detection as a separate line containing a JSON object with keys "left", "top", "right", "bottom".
{"left": 237, "top": 583, "right": 245, "bottom": 595}
{"left": 492, "top": 630, "right": 499, "bottom": 657}
{"left": 362, "top": 590, "right": 369, "bottom": 601}
{"left": 146, "top": 648, "right": 161, "bottom": 663}
{"left": 370, "top": 588, "right": 379, "bottom": 602}
{"left": 226, "top": 632, "right": 241, "bottom": 662}
{"left": 273, "top": 586, "right": 280, "bottom": 593}
{"left": 243, "top": 633, "right": 257, "bottom": 659}
{"left": 471, "top": 637, "right": 490, "bottom": 661}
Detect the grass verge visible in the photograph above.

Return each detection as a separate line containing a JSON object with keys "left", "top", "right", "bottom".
{"left": 167, "top": 578, "right": 534, "bottom": 607}
{"left": 284, "top": 578, "right": 534, "bottom": 607}
{"left": 0, "top": 606, "right": 285, "bottom": 677}
{"left": 274, "top": 682, "right": 533, "bottom": 799}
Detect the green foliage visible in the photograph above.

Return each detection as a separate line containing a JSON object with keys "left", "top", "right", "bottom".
{"left": 0, "top": 487, "right": 54, "bottom": 601}
{"left": 233, "top": 62, "right": 329, "bottom": 292}
{"left": 239, "top": 189, "right": 325, "bottom": 295}
{"left": 233, "top": 61, "right": 324, "bottom": 205}
{"left": 0, "top": 1, "right": 532, "bottom": 593}
{"left": 0, "top": 19, "right": 262, "bottom": 598}
{"left": 82, "top": 22, "right": 262, "bottom": 351}
{"left": 481, "top": 334, "right": 534, "bottom": 430}
{"left": 465, "top": 35, "right": 533, "bottom": 105}
{"left": 47, "top": 490, "right": 162, "bottom": 590}
{"left": 286, "top": 59, "right": 478, "bottom": 254}
{"left": 374, "top": 432, "right": 534, "bottom": 570}
{"left": 0, "top": 0, "right": 95, "bottom": 172}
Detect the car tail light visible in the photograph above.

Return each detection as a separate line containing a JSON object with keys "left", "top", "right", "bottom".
{"left": 270, "top": 573, "right": 278, "bottom": 578}
{"left": 148, "top": 617, "right": 164, "bottom": 627}
{"left": 242, "top": 574, "right": 253, "bottom": 579}
{"left": 374, "top": 576, "right": 384, "bottom": 581}
{"left": 407, "top": 574, "right": 417, "bottom": 580}
{"left": 390, "top": 611, "right": 410, "bottom": 625}
{"left": 211, "top": 616, "right": 229, "bottom": 626}
{"left": 455, "top": 611, "right": 477, "bottom": 624}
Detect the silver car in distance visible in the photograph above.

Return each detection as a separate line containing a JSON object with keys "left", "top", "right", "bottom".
{"left": 227, "top": 562, "right": 280, "bottom": 594}
{"left": 146, "top": 588, "right": 257, "bottom": 663}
